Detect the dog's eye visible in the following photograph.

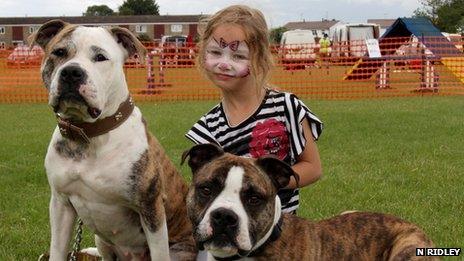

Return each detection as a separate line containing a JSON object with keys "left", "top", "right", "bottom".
{"left": 198, "top": 186, "right": 212, "bottom": 197}
{"left": 52, "top": 48, "right": 67, "bottom": 57}
{"left": 94, "top": 54, "right": 108, "bottom": 62}
{"left": 247, "top": 195, "right": 263, "bottom": 206}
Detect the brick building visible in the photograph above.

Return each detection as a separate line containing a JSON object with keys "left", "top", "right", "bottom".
{"left": 0, "top": 15, "right": 204, "bottom": 48}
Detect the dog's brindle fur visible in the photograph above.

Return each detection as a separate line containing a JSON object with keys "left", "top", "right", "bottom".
{"left": 183, "top": 144, "right": 438, "bottom": 261}
{"left": 139, "top": 122, "right": 195, "bottom": 248}
{"left": 32, "top": 20, "right": 195, "bottom": 260}
{"left": 260, "top": 212, "right": 436, "bottom": 260}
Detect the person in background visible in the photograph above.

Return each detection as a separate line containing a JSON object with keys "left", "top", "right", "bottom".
{"left": 318, "top": 33, "right": 331, "bottom": 70}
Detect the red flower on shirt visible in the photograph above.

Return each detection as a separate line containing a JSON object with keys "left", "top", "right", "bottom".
{"left": 249, "top": 119, "right": 289, "bottom": 160}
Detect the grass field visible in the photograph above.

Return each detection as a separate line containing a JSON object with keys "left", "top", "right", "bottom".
{"left": 1, "top": 97, "right": 463, "bottom": 260}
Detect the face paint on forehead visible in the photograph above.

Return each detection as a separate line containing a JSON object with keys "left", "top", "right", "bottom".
{"left": 204, "top": 38, "right": 250, "bottom": 78}
{"left": 215, "top": 37, "right": 240, "bottom": 51}
{"left": 207, "top": 37, "right": 248, "bottom": 52}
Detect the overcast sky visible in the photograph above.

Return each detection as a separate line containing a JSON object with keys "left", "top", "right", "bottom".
{"left": 1, "top": 0, "right": 421, "bottom": 27}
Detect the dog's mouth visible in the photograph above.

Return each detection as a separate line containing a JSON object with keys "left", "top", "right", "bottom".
{"left": 53, "top": 93, "right": 101, "bottom": 120}
{"left": 201, "top": 236, "right": 237, "bottom": 253}
{"left": 198, "top": 232, "right": 251, "bottom": 256}
{"left": 200, "top": 236, "right": 252, "bottom": 258}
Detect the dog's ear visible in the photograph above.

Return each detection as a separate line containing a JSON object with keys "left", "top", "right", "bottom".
{"left": 29, "top": 19, "right": 68, "bottom": 49}
{"left": 110, "top": 27, "right": 147, "bottom": 64}
{"left": 256, "top": 156, "right": 299, "bottom": 190}
{"left": 181, "top": 143, "right": 224, "bottom": 174}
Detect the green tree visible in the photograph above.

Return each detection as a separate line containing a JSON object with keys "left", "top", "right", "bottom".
{"left": 414, "top": 0, "right": 464, "bottom": 33}
{"left": 413, "top": 0, "right": 444, "bottom": 24}
{"left": 118, "top": 0, "right": 160, "bottom": 15}
{"left": 457, "top": 17, "right": 464, "bottom": 33}
{"left": 436, "top": 0, "right": 464, "bottom": 33}
{"left": 83, "top": 5, "right": 115, "bottom": 16}
{"left": 269, "top": 27, "right": 287, "bottom": 44}
{"left": 137, "top": 33, "right": 153, "bottom": 42}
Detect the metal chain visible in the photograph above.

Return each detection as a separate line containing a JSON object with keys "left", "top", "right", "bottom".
{"left": 69, "top": 218, "right": 84, "bottom": 261}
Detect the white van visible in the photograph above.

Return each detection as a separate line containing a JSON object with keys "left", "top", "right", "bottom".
{"left": 329, "top": 23, "right": 380, "bottom": 57}
{"left": 279, "top": 29, "right": 317, "bottom": 69}
{"left": 159, "top": 35, "right": 194, "bottom": 66}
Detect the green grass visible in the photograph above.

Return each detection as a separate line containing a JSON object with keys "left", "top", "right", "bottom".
{"left": 1, "top": 97, "right": 463, "bottom": 260}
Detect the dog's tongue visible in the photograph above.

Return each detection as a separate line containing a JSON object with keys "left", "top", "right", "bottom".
{"left": 87, "top": 107, "right": 102, "bottom": 119}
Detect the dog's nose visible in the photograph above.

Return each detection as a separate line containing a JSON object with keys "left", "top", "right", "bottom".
{"left": 211, "top": 208, "right": 239, "bottom": 229}
{"left": 60, "top": 66, "right": 85, "bottom": 83}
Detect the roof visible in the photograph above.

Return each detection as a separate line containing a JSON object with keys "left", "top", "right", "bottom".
{"left": 0, "top": 15, "right": 205, "bottom": 26}
{"left": 283, "top": 20, "right": 339, "bottom": 30}
{"left": 381, "top": 17, "right": 461, "bottom": 57}
{"left": 382, "top": 17, "right": 446, "bottom": 38}
{"left": 367, "top": 19, "right": 396, "bottom": 28}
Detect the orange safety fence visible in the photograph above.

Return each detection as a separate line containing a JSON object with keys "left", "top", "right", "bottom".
{"left": 0, "top": 36, "right": 463, "bottom": 103}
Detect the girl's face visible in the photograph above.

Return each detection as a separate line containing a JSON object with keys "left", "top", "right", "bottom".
{"left": 204, "top": 24, "right": 251, "bottom": 90}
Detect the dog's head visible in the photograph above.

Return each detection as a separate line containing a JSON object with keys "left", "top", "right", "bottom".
{"left": 182, "top": 144, "right": 296, "bottom": 258}
{"left": 30, "top": 19, "right": 146, "bottom": 122}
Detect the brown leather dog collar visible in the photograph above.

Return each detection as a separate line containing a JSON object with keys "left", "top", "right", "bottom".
{"left": 57, "top": 96, "right": 135, "bottom": 143}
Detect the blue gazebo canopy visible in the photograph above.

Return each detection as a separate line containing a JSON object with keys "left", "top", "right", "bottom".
{"left": 381, "top": 18, "right": 461, "bottom": 57}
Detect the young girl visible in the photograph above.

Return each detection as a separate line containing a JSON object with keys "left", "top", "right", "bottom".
{"left": 186, "top": 5, "right": 323, "bottom": 214}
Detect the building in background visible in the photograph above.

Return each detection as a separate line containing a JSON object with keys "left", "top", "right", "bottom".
{"left": 283, "top": 19, "right": 340, "bottom": 38}
{"left": 367, "top": 19, "right": 396, "bottom": 37}
{"left": 0, "top": 15, "right": 204, "bottom": 48}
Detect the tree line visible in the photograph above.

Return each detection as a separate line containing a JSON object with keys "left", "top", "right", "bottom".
{"left": 414, "top": 0, "right": 464, "bottom": 33}
{"left": 84, "top": 0, "right": 463, "bottom": 42}
{"left": 83, "top": 0, "right": 159, "bottom": 16}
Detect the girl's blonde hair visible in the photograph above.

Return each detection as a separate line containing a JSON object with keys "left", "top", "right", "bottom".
{"left": 197, "top": 5, "right": 273, "bottom": 90}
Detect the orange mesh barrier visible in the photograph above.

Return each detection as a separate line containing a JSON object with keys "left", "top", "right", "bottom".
{"left": 0, "top": 36, "right": 463, "bottom": 103}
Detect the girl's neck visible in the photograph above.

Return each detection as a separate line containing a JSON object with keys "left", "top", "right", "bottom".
{"left": 221, "top": 85, "right": 266, "bottom": 127}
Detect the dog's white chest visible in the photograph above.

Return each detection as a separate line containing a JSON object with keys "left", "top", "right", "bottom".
{"left": 46, "top": 144, "right": 137, "bottom": 200}
{"left": 47, "top": 109, "right": 144, "bottom": 181}
{"left": 45, "top": 109, "right": 149, "bottom": 244}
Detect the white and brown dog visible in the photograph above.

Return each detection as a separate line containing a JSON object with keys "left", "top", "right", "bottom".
{"left": 182, "top": 144, "right": 438, "bottom": 261}
{"left": 31, "top": 20, "right": 195, "bottom": 260}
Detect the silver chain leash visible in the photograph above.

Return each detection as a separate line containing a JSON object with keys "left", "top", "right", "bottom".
{"left": 69, "top": 218, "right": 83, "bottom": 261}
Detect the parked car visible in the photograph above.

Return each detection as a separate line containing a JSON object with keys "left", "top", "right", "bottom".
{"left": 6, "top": 44, "right": 43, "bottom": 68}
{"left": 442, "top": 32, "right": 463, "bottom": 52}
{"left": 279, "top": 29, "right": 317, "bottom": 70}
{"left": 159, "top": 35, "right": 195, "bottom": 67}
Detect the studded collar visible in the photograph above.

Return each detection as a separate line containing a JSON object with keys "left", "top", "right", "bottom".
{"left": 56, "top": 96, "right": 135, "bottom": 143}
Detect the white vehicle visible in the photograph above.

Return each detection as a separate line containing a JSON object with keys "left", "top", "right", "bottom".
{"left": 329, "top": 23, "right": 381, "bottom": 57}
{"left": 7, "top": 44, "right": 43, "bottom": 68}
{"left": 442, "top": 32, "right": 463, "bottom": 51}
{"left": 279, "top": 29, "right": 317, "bottom": 69}
{"left": 159, "top": 35, "right": 194, "bottom": 66}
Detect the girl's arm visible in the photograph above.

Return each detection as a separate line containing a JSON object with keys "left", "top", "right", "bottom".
{"left": 286, "top": 118, "right": 322, "bottom": 189}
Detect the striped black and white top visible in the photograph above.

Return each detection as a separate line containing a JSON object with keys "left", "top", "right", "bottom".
{"left": 186, "top": 89, "right": 323, "bottom": 213}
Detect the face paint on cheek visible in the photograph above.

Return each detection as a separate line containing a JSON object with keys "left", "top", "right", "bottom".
{"left": 233, "top": 61, "right": 250, "bottom": 78}
{"left": 237, "top": 58, "right": 251, "bottom": 78}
